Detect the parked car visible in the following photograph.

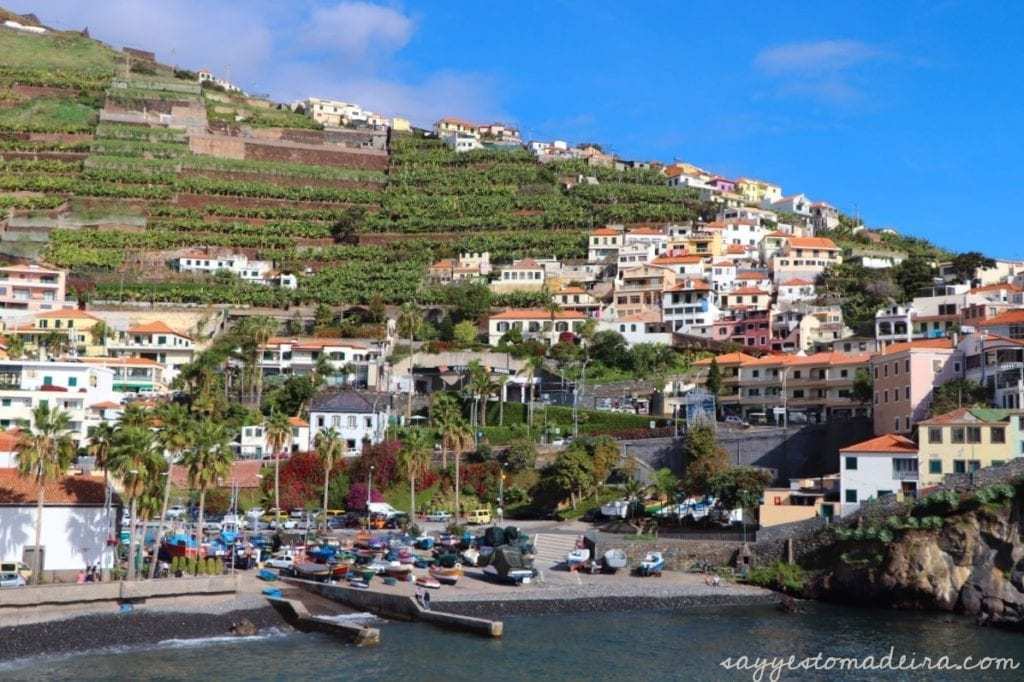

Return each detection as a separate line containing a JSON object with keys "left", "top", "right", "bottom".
{"left": 166, "top": 505, "right": 187, "bottom": 519}
{"left": 0, "top": 572, "right": 26, "bottom": 589}
{"left": 0, "top": 561, "right": 32, "bottom": 582}
{"left": 264, "top": 551, "right": 296, "bottom": 569}
{"left": 289, "top": 509, "right": 306, "bottom": 519}
{"left": 425, "top": 510, "right": 451, "bottom": 523}
{"left": 723, "top": 416, "right": 749, "bottom": 428}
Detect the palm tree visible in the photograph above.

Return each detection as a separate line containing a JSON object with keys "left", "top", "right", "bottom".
{"left": 87, "top": 422, "right": 116, "bottom": 500}
{"left": 431, "top": 392, "right": 461, "bottom": 469}
{"left": 265, "top": 410, "right": 292, "bottom": 514}
{"left": 398, "top": 429, "right": 432, "bottom": 518}
{"left": 42, "top": 330, "right": 69, "bottom": 359}
{"left": 445, "top": 421, "right": 473, "bottom": 520}
{"left": 16, "top": 404, "right": 75, "bottom": 584}
{"left": 149, "top": 404, "right": 194, "bottom": 579}
{"left": 239, "top": 316, "right": 278, "bottom": 406}
{"left": 5, "top": 335, "right": 25, "bottom": 359}
{"left": 118, "top": 402, "right": 152, "bottom": 429}
{"left": 180, "top": 421, "right": 233, "bottom": 537}
{"left": 623, "top": 477, "right": 649, "bottom": 527}
{"left": 520, "top": 355, "right": 542, "bottom": 436}
{"left": 494, "top": 375, "right": 508, "bottom": 427}
{"left": 89, "top": 320, "right": 114, "bottom": 348}
{"left": 109, "top": 425, "right": 164, "bottom": 580}
{"left": 314, "top": 427, "right": 343, "bottom": 528}
{"left": 466, "top": 361, "right": 493, "bottom": 430}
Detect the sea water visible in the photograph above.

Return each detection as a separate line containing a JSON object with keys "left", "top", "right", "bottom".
{"left": 6, "top": 603, "right": 1024, "bottom": 681}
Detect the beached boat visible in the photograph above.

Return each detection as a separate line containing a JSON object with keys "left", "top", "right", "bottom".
{"left": 484, "top": 546, "right": 537, "bottom": 585}
{"left": 331, "top": 563, "right": 350, "bottom": 579}
{"left": 415, "top": 535, "right": 435, "bottom": 550}
{"left": 602, "top": 549, "right": 628, "bottom": 573}
{"left": 416, "top": 575, "right": 442, "bottom": 590}
{"left": 257, "top": 569, "right": 278, "bottom": 582}
{"left": 160, "top": 533, "right": 199, "bottom": 561}
{"left": 460, "top": 547, "right": 480, "bottom": 567}
{"left": 291, "top": 562, "right": 332, "bottom": 580}
{"left": 261, "top": 587, "right": 283, "bottom": 598}
{"left": 566, "top": 548, "right": 590, "bottom": 570}
{"left": 386, "top": 562, "right": 412, "bottom": 580}
{"left": 429, "top": 564, "right": 462, "bottom": 585}
{"left": 367, "top": 559, "right": 391, "bottom": 575}
{"left": 355, "top": 530, "right": 372, "bottom": 548}
{"left": 637, "top": 552, "right": 664, "bottom": 577}
{"left": 348, "top": 578, "right": 370, "bottom": 589}
{"left": 436, "top": 533, "right": 460, "bottom": 550}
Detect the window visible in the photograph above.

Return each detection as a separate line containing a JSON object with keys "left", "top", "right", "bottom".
{"left": 331, "top": 415, "right": 341, "bottom": 428}
{"left": 905, "top": 359, "right": 910, "bottom": 373}
{"left": 845, "top": 489, "right": 858, "bottom": 503}
{"left": 905, "top": 386, "right": 910, "bottom": 400}
{"left": 991, "top": 460, "right": 1005, "bottom": 467}
{"left": 951, "top": 427, "right": 965, "bottom": 444}
{"left": 43, "top": 376, "right": 53, "bottom": 386}
{"left": 68, "top": 377, "right": 77, "bottom": 387}
{"left": 991, "top": 427, "right": 1005, "bottom": 443}
{"left": 953, "top": 460, "right": 966, "bottom": 474}
{"left": 844, "top": 456, "right": 858, "bottom": 470}
{"left": 968, "top": 460, "right": 981, "bottom": 472}
{"left": 966, "top": 426, "right": 982, "bottom": 444}
{"left": 346, "top": 416, "right": 357, "bottom": 429}
{"left": 929, "top": 460, "right": 942, "bottom": 474}
{"left": 364, "top": 417, "right": 372, "bottom": 428}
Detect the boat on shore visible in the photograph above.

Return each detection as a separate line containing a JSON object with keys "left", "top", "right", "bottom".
{"left": 429, "top": 564, "right": 462, "bottom": 585}
{"left": 566, "top": 548, "right": 590, "bottom": 571}
{"left": 637, "top": 552, "right": 664, "bottom": 577}
{"left": 416, "top": 575, "right": 442, "bottom": 590}
{"left": 602, "top": 549, "right": 627, "bottom": 573}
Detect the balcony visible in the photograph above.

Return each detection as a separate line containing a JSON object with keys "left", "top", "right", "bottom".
{"left": 892, "top": 469, "right": 919, "bottom": 481}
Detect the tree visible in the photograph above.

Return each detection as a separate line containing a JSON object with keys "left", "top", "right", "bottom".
{"left": 851, "top": 369, "right": 874, "bottom": 405}
{"left": 181, "top": 421, "right": 233, "bottom": 536}
{"left": 622, "top": 477, "right": 648, "bottom": 522}
{"left": 445, "top": 280, "right": 491, "bottom": 321}
{"left": 466, "top": 361, "right": 496, "bottom": 428}
{"left": 149, "top": 404, "right": 193, "bottom": 578}
{"left": 109, "top": 425, "right": 164, "bottom": 581}
{"left": 629, "top": 343, "right": 678, "bottom": 378}
{"left": 680, "top": 424, "right": 728, "bottom": 496}
{"left": 397, "top": 302, "right": 422, "bottom": 341}
{"left": 314, "top": 303, "right": 334, "bottom": 330}
{"left": 367, "top": 294, "right": 387, "bottom": 323}
{"left": 330, "top": 207, "right": 365, "bottom": 244}
{"left": 709, "top": 467, "right": 773, "bottom": 512}
{"left": 265, "top": 410, "right": 292, "bottom": 513}
{"left": 651, "top": 467, "right": 679, "bottom": 504}
{"left": 453, "top": 320, "right": 478, "bottom": 347}
{"left": 706, "top": 357, "right": 722, "bottom": 398}
{"left": 544, "top": 446, "right": 594, "bottom": 509}
{"left": 89, "top": 320, "right": 114, "bottom": 347}
{"left": 237, "top": 316, "right": 277, "bottom": 406}
{"left": 314, "top": 428, "right": 344, "bottom": 527}
{"left": 590, "top": 330, "right": 630, "bottom": 369}
{"left": 892, "top": 255, "right": 935, "bottom": 301}
{"left": 4, "top": 335, "right": 25, "bottom": 359}
{"left": 398, "top": 429, "right": 433, "bottom": 516}
{"left": 948, "top": 252, "right": 996, "bottom": 285}
{"left": 16, "top": 404, "right": 75, "bottom": 584}
{"left": 431, "top": 392, "right": 462, "bottom": 469}
{"left": 503, "top": 439, "right": 537, "bottom": 473}
{"left": 930, "top": 379, "right": 990, "bottom": 417}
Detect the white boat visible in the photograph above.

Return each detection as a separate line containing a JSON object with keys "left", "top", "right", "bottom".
{"left": 602, "top": 548, "right": 627, "bottom": 573}
{"left": 600, "top": 500, "right": 630, "bottom": 519}
{"left": 566, "top": 548, "right": 590, "bottom": 569}
{"left": 638, "top": 552, "right": 664, "bottom": 577}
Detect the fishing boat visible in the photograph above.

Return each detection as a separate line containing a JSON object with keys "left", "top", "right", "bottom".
{"left": 257, "top": 568, "right": 278, "bottom": 582}
{"left": 367, "top": 536, "right": 387, "bottom": 552}
{"left": 385, "top": 562, "right": 412, "bottom": 580}
{"left": 637, "top": 552, "right": 664, "bottom": 577}
{"left": 460, "top": 547, "right": 480, "bottom": 567}
{"left": 348, "top": 578, "right": 370, "bottom": 590}
{"left": 413, "top": 556, "right": 436, "bottom": 569}
{"left": 261, "top": 587, "right": 283, "bottom": 598}
{"left": 602, "top": 548, "right": 628, "bottom": 573}
{"left": 566, "top": 548, "right": 590, "bottom": 571}
{"left": 219, "top": 522, "right": 239, "bottom": 545}
{"left": 429, "top": 563, "right": 462, "bottom": 585}
{"left": 415, "top": 535, "right": 435, "bottom": 550}
{"left": 160, "top": 533, "right": 199, "bottom": 561}
{"left": 367, "top": 559, "right": 391, "bottom": 575}
{"left": 397, "top": 548, "right": 416, "bottom": 565}
{"left": 415, "top": 575, "right": 442, "bottom": 590}
{"left": 436, "top": 533, "right": 460, "bottom": 550}
{"left": 307, "top": 544, "right": 337, "bottom": 563}
{"left": 484, "top": 546, "right": 537, "bottom": 585}
{"left": 354, "top": 530, "right": 372, "bottom": 548}
{"left": 331, "top": 563, "right": 350, "bottom": 579}
{"left": 291, "top": 562, "right": 332, "bottom": 581}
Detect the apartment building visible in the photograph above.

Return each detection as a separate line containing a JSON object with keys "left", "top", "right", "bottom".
{"left": 662, "top": 279, "right": 718, "bottom": 333}
{"left": 588, "top": 228, "right": 623, "bottom": 262}
{"left": 79, "top": 357, "right": 166, "bottom": 394}
{"left": 870, "top": 338, "right": 960, "bottom": 436}
{"left": 839, "top": 434, "right": 920, "bottom": 515}
{"left": 0, "top": 359, "right": 121, "bottom": 441}
{"left": 0, "top": 264, "right": 66, "bottom": 313}
{"left": 258, "top": 337, "right": 386, "bottom": 388}
{"left": 959, "top": 332, "right": 1024, "bottom": 409}
{"left": 427, "top": 252, "right": 491, "bottom": 284}
{"left": 235, "top": 416, "right": 309, "bottom": 458}
{"left": 916, "top": 408, "right": 1022, "bottom": 486}
{"left": 488, "top": 309, "right": 588, "bottom": 346}
{"left": 771, "top": 236, "right": 841, "bottom": 282}
{"left": 3, "top": 309, "right": 104, "bottom": 357}
{"left": 615, "top": 265, "right": 676, "bottom": 318}
{"left": 490, "top": 259, "right": 549, "bottom": 293}
{"left": 105, "top": 321, "right": 194, "bottom": 382}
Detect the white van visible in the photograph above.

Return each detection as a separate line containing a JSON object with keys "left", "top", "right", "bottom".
{"left": 366, "top": 502, "right": 402, "bottom": 519}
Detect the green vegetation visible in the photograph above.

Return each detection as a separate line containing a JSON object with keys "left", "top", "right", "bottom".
{"left": 0, "top": 29, "right": 118, "bottom": 89}
{"left": 0, "top": 97, "right": 97, "bottom": 132}
{"left": 746, "top": 562, "right": 807, "bottom": 593}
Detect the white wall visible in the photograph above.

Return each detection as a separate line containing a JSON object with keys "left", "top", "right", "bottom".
{"left": 0, "top": 505, "right": 117, "bottom": 573}
{"left": 839, "top": 453, "right": 904, "bottom": 516}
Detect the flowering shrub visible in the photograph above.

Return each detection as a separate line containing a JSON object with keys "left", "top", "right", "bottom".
{"left": 346, "top": 483, "right": 384, "bottom": 511}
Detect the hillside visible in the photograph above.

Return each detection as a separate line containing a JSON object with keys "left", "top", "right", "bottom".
{"left": 0, "top": 14, "right": 954, "bottom": 312}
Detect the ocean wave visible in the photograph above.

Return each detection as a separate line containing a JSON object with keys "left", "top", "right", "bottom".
{"left": 157, "top": 628, "right": 290, "bottom": 648}
{"left": 311, "top": 612, "right": 380, "bottom": 624}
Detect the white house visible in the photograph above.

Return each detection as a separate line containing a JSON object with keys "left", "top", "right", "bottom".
{"left": 649, "top": 253, "right": 707, "bottom": 278}
{"left": 488, "top": 309, "right": 587, "bottom": 346}
{"left": 308, "top": 390, "right": 392, "bottom": 455}
{"left": 839, "top": 434, "right": 919, "bottom": 515}
{"left": 236, "top": 416, "right": 309, "bottom": 458}
{"left": 174, "top": 252, "right": 275, "bottom": 285}
{"left": 778, "top": 278, "right": 817, "bottom": 302}
{"left": 763, "top": 193, "right": 812, "bottom": 217}
{"left": 0, "top": 360, "right": 122, "bottom": 442}
{"left": 105, "top": 321, "right": 194, "bottom": 383}
{"left": 0, "top": 469, "right": 118, "bottom": 578}
{"left": 597, "top": 310, "right": 673, "bottom": 346}
{"left": 662, "top": 279, "right": 719, "bottom": 333}
{"left": 810, "top": 202, "right": 840, "bottom": 232}
{"left": 719, "top": 220, "right": 767, "bottom": 248}
{"left": 708, "top": 260, "right": 737, "bottom": 293}
{"left": 440, "top": 132, "right": 483, "bottom": 153}
{"left": 257, "top": 337, "right": 387, "bottom": 389}
{"left": 588, "top": 228, "right": 623, "bottom": 262}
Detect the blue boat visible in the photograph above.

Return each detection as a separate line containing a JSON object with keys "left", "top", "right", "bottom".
{"left": 307, "top": 544, "right": 337, "bottom": 562}
{"left": 416, "top": 535, "right": 435, "bottom": 550}
{"left": 257, "top": 569, "right": 278, "bottom": 581}
{"left": 262, "top": 587, "right": 283, "bottom": 598}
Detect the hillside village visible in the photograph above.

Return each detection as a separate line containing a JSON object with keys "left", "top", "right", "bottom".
{"left": 2, "top": 7, "right": 1024, "bottom": 579}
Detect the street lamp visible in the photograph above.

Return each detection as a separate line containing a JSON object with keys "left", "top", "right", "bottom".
{"left": 498, "top": 462, "right": 508, "bottom": 523}
{"left": 367, "top": 465, "right": 375, "bottom": 507}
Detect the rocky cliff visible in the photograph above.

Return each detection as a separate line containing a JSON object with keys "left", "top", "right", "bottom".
{"left": 802, "top": 487, "right": 1024, "bottom": 629}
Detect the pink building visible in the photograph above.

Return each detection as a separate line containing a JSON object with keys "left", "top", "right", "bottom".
{"left": 0, "top": 264, "right": 66, "bottom": 312}
{"left": 870, "top": 338, "right": 960, "bottom": 436}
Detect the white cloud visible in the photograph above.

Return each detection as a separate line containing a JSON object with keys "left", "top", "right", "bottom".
{"left": 304, "top": 1, "right": 414, "bottom": 61}
{"left": 753, "top": 39, "right": 885, "bottom": 105}
{"left": 18, "top": 1, "right": 502, "bottom": 127}
{"left": 755, "top": 40, "right": 882, "bottom": 76}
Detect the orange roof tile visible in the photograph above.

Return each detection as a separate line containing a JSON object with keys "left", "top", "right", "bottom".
{"left": 264, "top": 337, "right": 368, "bottom": 350}
{"left": 0, "top": 470, "right": 108, "bottom": 505}
{"left": 89, "top": 401, "right": 122, "bottom": 410}
{"left": 840, "top": 433, "right": 918, "bottom": 454}
{"left": 971, "top": 283, "right": 1024, "bottom": 294}
{"left": 490, "top": 308, "right": 586, "bottom": 320}
{"left": 591, "top": 228, "right": 620, "bottom": 237}
{"left": 979, "top": 309, "right": 1024, "bottom": 327}
{"left": 652, "top": 254, "right": 704, "bottom": 265}
{"left": 781, "top": 278, "right": 815, "bottom": 286}
{"left": 877, "top": 338, "right": 954, "bottom": 355}
{"left": 728, "top": 287, "right": 771, "bottom": 296}
{"left": 664, "top": 278, "right": 711, "bottom": 292}
{"left": 694, "top": 352, "right": 759, "bottom": 366}
{"left": 786, "top": 236, "right": 839, "bottom": 250}
{"left": 81, "top": 357, "right": 163, "bottom": 367}
{"left": 126, "top": 321, "right": 190, "bottom": 338}
{"left": 288, "top": 416, "right": 308, "bottom": 427}
{"left": 35, "top": 309, "right": 99, "bottom": 320}
{"left": 736, "top": 272, "right": 768, "bottom": 280}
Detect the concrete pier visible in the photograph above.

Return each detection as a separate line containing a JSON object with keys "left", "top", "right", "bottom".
{"left": 266, "top": 597, "right": 380, "bottom": 646}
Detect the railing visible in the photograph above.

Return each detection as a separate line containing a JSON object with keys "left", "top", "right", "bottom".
{"left": 893, "top": 469, "right": 919, "bottom": 481}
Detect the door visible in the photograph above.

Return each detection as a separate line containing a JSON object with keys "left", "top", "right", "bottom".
{"left": 22, "top": 546, "right": 44, "bottom": 573}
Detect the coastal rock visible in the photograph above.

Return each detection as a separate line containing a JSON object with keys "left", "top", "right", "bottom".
{"left": 810, "top": 493, "right": 1024, "bottom": 628}
{"left": 229, "top": 619, "right": 258, "bottom": 636}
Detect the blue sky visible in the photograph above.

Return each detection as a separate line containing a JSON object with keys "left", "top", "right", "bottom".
{"left": 23, "top": 1, "right": 1024, "bottom": 259}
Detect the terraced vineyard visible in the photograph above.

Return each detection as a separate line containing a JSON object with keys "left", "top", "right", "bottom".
{"left": 0, "top": 20, "right": 716, "bottom": 307}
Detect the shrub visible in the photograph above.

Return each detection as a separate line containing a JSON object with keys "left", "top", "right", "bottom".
{"left": 746, "top": 562, "right": 806, "bottom": 594}
{"left": 915, "top": 490, "right": 960, "bottom": 515}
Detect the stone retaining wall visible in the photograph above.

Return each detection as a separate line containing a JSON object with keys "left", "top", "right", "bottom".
{"left": 0, "top": 575, "right": 238, "bottom": 610}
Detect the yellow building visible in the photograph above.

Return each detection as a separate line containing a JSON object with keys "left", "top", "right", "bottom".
{"left": 916, "top": 408, "right": 1021, "bottom": 486}
{"left": 759, "top": 476, "right": 838, "bottom": 526}
{"left": 736, "top": 177, "right": 782, "bottom": 204}
{"left": 390, "top": 116, "right": 411, "bottom": 132}
{"left": 3, "top": 309, "right": 107, "bottom": 357}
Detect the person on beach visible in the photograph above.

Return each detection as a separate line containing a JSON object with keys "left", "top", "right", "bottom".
{"left": 77, "top": 569, "right": 86, "bottom": 584}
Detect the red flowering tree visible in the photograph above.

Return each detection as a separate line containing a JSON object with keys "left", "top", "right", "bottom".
{"left": 266, "top": 452, "right": 348, "bottom": 510}
{"left": 346, "top": 483, "right": 384, "bottom": 511}
{"left": 348, "top": 440, "right": 400, "bottom": 489}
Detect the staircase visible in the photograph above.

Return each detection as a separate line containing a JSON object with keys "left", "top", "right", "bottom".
{"left": 530, "top": 533, "right": 579, "bottom": 570}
